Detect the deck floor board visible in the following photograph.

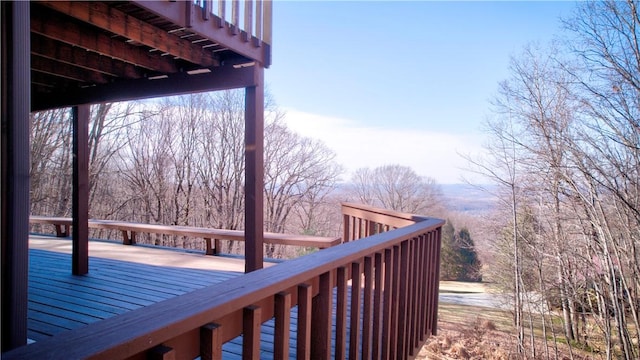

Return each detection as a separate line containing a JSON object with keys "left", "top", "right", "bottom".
{"left": 27, "top": 235, "right": 367, "bottom": 359}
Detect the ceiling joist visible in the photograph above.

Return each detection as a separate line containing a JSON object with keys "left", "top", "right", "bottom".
{"left": 40, "top": 1, "right": 220, "bottom": 67}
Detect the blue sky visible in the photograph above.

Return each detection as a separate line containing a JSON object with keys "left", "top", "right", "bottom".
{"left": 264, "top": 1, "right": 577, "bottom": 184}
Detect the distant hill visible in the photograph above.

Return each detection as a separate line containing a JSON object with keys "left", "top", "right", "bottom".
{"left": 439, "top": 184, "right": 496, "bottom": 215}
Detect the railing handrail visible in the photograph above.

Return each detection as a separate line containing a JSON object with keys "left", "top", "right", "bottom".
{"left": 29, "top": 215, "right": 341, "bottom": 250}
{"left": 8, "top": 206, "right": 444, "bottom": 359}
{"left": 342, "top": 202, "right": 430, "bottom": 226}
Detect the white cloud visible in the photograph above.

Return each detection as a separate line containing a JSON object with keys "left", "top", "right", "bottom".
{"left": 281, "top": 108, "right": 486, "bottom": 184}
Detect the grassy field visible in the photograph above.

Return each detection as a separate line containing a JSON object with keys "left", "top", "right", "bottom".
{"left": 416, "top": 281, "right": 598, "bottom": 359}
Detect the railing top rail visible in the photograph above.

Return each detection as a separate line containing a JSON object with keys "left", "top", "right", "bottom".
{"left": 6, "top": 217, "right": 444, "bottom": 359}
{"left": 341, "top": 202, "right": 431, "bottom": 228}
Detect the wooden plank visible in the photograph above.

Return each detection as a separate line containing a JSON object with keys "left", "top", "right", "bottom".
{"left": 72, "top": 105, "right": 89, "bottom": 275}
{"left": 1, "top": 1, "right": 31, "bottom": 350}
{"left": 273, "top": 292, "right": 291, "bottom": 360}
{"left": 200, "top": 323, "right": 223, "bottom": 360}
{"left": 372, "top": 253, "right": 383, "bottom": 359}
{"left": 40, "top": 1, "right": 220, "bottom": 67}
{"left": 397, "top": 240, "right": 410, "bottom": 359}
{"left": 311, "top": 271, "right": 333, "bottom": 360}
{"left": 244, "top": 65, "right": 265, "bottom": 272}
{"left": 362, "top": 256, "right": 373, "bottom": 359}
{"left": 335, "top": 266, "right": 348, "bottom": 359}
{"left": 350, "top": 261, "right": 362, "bottom": 360}
{"left": 296, "top": 284, "right": 312, "bottom": 360}
{"left": 242, "top": 305, "right": 261, "bottom": 359}
{"left": 381, "top": 248, "right": 393, "bottom": 359}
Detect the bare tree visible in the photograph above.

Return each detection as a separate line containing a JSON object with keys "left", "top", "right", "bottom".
{"left": 350, "top": 164, "right": 441, "bottom": 214}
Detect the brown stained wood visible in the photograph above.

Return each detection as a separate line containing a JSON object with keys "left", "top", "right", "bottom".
{"left": 244, "top": 65, "right": 264, "bottom": 273}
{"left": 311, "top": 271, "right": 333, "bottom": 360}
{"left": 72, "top": 105, "right": 89, "bottom": 275}
{"left": 341, "top": 203, "right": 420, "bottom": 229}
{"left": 274, "top": 292, "right": 291, "bottom": 360}
{"left": 29, "top": 216, "right": 340, "bottom": 250}
{"left": 362, "top": 256, "right": 373, "bottom": 360}
{"left": 372, "top": 253, "right": 383, "bottom": 359}
{"left": 242, "top": 305, "right": 261, "bottom": 359}
{"left": 255, "top": 0, "right": 263, "bottom": 40}
{"left": 425, "top": 231, "right": 436, "bottom": 336}
{"left": 32, "top": 55, "right": 111, "bottom": 84}
{"left": 148, "top": 345, "right": 175, "bottom": 360}
{"left": 1, "top": 1, "right": 31, "bottom": 351}
{"left": 40, "top": 1, "right": 219, "bottom": 67}
{"left": 381, "top": 248, "right": 394, "bottom": 359}
{"left": 30, "top": 10, "right": 178, "bottom": 74}
{"left": 389, "top": 245, "right": 401, "bottom": 360}
{"left": 6, "top": 209, "right": 443, "bottom": 360}
{"left": 417, "top": 235, "right": 426, "bottom": 343}
{"left": 262, "top": 0, "right": 272, "bottom": 45}
{"left": 408, "top": 239, "right": 418, "bottom": 354}
{"left": 343, "top": 214, "right": 350, "bottom": 243}
{"left": 243, "top": 0, "right": 253, "bottom": 40}
{"left": 31, "top": 34, "right": 144, "bottom": 79}
{"left": 432, "top": 228, "right": 442, "bottom": 336}
{"left": 397, "top": 240, "right": 410, "bottom": 359}
{"left": 350, "top": 260, "right": 363, "bottom": 360}
{"left": 335, "top": 267, "right": 348, "bottom": 360}
{"left": 297, "top": 284, "right": 312, "bottom": 360}
{"left": 200, "top": 323, "right": 223, "bottom": 360}
{"left": 231, "top": 0, "right": 240, "bottom": 35}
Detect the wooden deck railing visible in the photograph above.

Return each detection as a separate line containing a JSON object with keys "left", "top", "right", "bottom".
{"left": 29, "top": 216, "right": 341, "bottom": 254}
{"left": 7, "top": 204, "right": 443, "bottom": 360}
{"left": 134, "top": 0, "right": 273, "bottom": 66}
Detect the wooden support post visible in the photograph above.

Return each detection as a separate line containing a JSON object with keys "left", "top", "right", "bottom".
{"left": 72, "top": 105, "right": 90, "bottom": 275}
{"left": 1, "top": 1, "right": 30, "bottom": 351}
{"left": 244, "top": 65, "right": 264, "bottom": 273}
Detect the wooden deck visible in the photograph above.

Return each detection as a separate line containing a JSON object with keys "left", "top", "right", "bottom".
{"left": 27, "top": 236, "right": 359, "bottom": 359}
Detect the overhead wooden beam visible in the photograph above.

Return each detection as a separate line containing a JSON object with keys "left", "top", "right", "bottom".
{"left": 72, "top": 105, "right": 90, "bottom": 275}
{"left": 244, "top": 64, "right": 265, "bottom": 273}
{"left": 31, "top": 8, "right": 179, "bottom": 74}
{"left": 31, "top": 34, "right": 145, "bottom": 79}
{"left": 1, "top": 0, "right": 30, "bottom": 351}
{"left": 40, "top": 1, "right": 220, "bottom": 67}
{"left": 32, "top": 63, "right": 257, "bottom": 112}
{"left": 32, "top": 55, "right": 111, "bottom": 85}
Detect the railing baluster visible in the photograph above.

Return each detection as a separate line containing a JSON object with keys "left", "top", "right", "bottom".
{"left": 397, "top": 240, "right": 410, "bottom": 359}
{"left": 231, "top": 0, "right": 239, "bottom": 34}
{"left": 432, "top": 228, "right": 442, "bottom": 335}
{"left": 362, "top": 256, "right": 374, "bottom": 359}
{"left": 311, "top": 271, "right": 333, "bottom": 360}
{"left": 148, "top": 345, "right": 175, "bottom": 360}
{"left": 335, "top": 266, "right": 348, "bottom": 360}
{"left": 408, "top": 238, "right": 418, "bottom": 355}
{"left": 381, "top": 248, "right": 394, "bottom": 360}
{"left": 349, "top": 260, "right": 362, "bottom": 360}
{"left": 297, "top": 284, "right": 312, "bottom": 360}
{"left": 274, "top": 292, "right": 291, "bottom": 360}
{"left": 218, "top": 0, "right": 225, "bottom": 28}
{"left": 372, "top": 252, "right": 383, "bottom": 359}
{"left": 390, "top": 245, "right": 401, "bottom": 360}
{"left": 200, "top": 323, "right": 222, "bottom": 360}
{"left": 263, "top": 0, "right": 272, "bottom": 45}
{"left": 243, "top": 0, "right": 253, "bottom": 41}
{"left": 242, "top": 305, "right": 261, "bottom": 359}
